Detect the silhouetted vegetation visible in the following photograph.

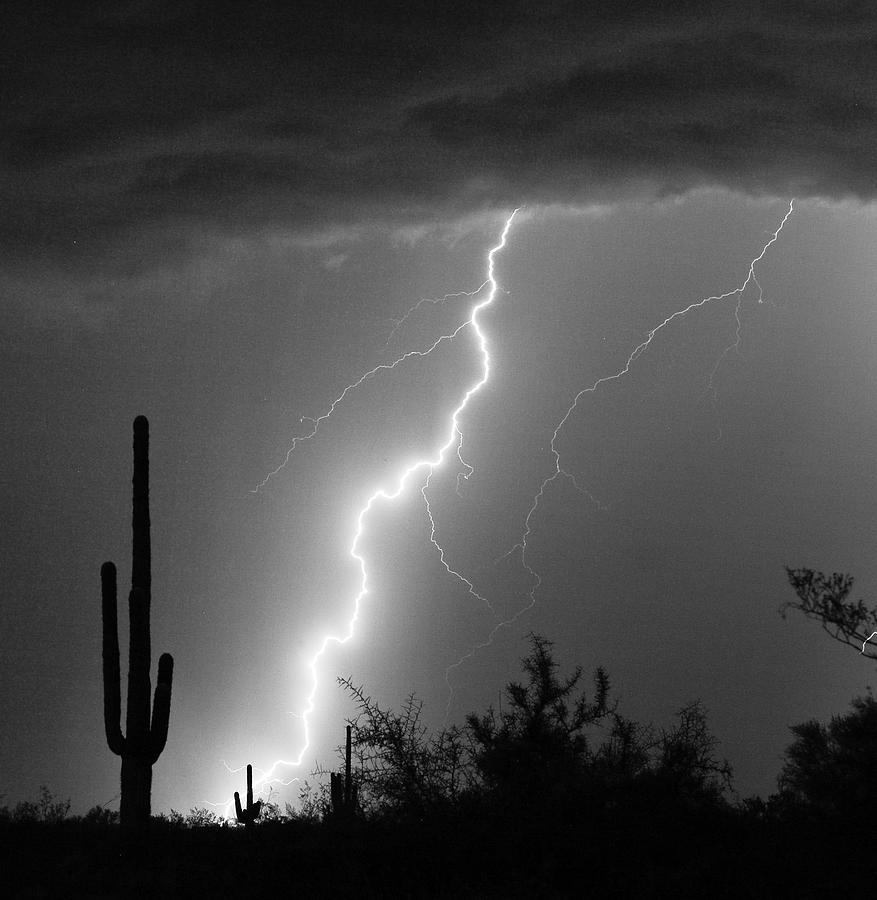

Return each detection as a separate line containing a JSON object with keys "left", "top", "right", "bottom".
{"left": 330, "top": 724, "right": 359, "bottom": 820}
{"left": 776, "top": 693, "right": 877, "bottom": 824}
{"left": 335, "top": 674, "right": 473, "bottom": 819}
{"left": 101, "top": 416, "right": 174, "bottom": 840}
{"left": 0, "top": 785, "right": 71, "bottom": 825}
{"left": 783, "top": 566, "right": 877, "bottom": 658}
{"left": 233, "top": 764, "right": 263, "bottom": 827}
{"left": 335, "top": 635, "right": 733, "bottom": 827}
{"left": 9, "top": 428, "right": 876, "bottom": 895}
{"left": 8, "top": 632, "right": 877, "bottom": 896}
{"left": 466, "top": 634, "right": 611, "bottom": 813}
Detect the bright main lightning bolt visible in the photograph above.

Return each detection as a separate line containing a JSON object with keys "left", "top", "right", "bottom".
{"left": 444, "top": 201, "right": 797, "bottom": 688}
{"left": 228, "top": 210, "right": 520, "bottom": 808}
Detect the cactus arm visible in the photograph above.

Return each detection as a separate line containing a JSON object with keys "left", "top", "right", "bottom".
{"left": 148, "top": 653, "right": 174, "bottom": 764}
{"left": 234, "top": 791, "right": 244, "bottom": 821}
{"left": 101, "top": 562, "right": 126, "bottom": 757}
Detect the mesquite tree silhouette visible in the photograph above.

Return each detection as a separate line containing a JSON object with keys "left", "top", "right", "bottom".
{"left": 783, "top": 567, "right": 877, "bottom": 659}
{"left": 101, "top": 416, "right": 174, "bottom": 839}
{"left": 466, "top": 634, "right": 611, "bottom": 808}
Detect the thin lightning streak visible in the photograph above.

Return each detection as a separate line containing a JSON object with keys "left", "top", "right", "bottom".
{"left": 254, "top": 282, "right": 498, "bottom": 493}
{"left": 253, "top": 327, "right": 469, "bottom": 492}
{"left": 454, "top": 430, "right": 475, "bottom": 497}
{"left": 220, "top": 759, "right": 297, "bottom": 785}
{"left": 523, "top": 200, "right": 795, "bottom": 583}
{"left": 707, "top": 243, "right": 770, "bottom": 399}
{"left": 445, "top": 201, "right": 796, "bottom": 700}
{"left": 256, "top": 279, "right": 510, "bottom": 494}
{"left": 423, "top": 467, "right": 496, "bottom": 614}
{"left": 204, "top": 761, "right": 298, "bottom": 816}
{"left": 863, "top": 632, "right": 877, "bottom": 653}
{"left": 385, "top": 283, "right": 489, "bottom": 347}
{"left": 228, "top": 209, "right": 521, "bottom": 814}
{"left": 443, "top": 466, "right": 561, "bottom": 717}
{"left": 544, "top": 200, "right": 794, "bottom": 489}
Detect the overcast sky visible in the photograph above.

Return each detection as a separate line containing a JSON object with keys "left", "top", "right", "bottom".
{"left": 2, "top": 1, "right": 877, "bottom": 815}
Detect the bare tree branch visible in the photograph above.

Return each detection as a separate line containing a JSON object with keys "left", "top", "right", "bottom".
{"left": 781, "top": 567, "right": 877, "bottom": 660}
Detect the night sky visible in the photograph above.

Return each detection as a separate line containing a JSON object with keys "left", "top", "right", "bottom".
{"left": 3, "top": 1, "right": 877, "bottom": 816}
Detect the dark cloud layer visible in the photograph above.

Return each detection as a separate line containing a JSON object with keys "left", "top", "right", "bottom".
{"left": 2, "top": 1, "right": 876, "bottom": 269}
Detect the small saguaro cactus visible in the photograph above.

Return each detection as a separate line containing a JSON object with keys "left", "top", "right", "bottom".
{"left": 330, "top": 724, "right": 358, "bottom": 818}
{"left": 101, "top": 416, "right": 175, "bottom": 837}
{"left": 234, "top": 764, "right": 263, "bottom": 827}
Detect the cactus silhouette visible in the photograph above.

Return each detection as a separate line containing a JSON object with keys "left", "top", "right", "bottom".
{"left": 330, "top": 724, "right": 358, "bottom": 818}
{"left": 101, "top": 416, "right": 174, "bottom": 837}
{"left": 234, "top": 764, "right": 262, "bottom": 827}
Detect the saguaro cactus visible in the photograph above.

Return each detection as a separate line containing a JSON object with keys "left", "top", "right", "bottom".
{"left": 101, "top": 415, "right": 174, "bottom": 836}
{"left": 330, "top": 724, "right": 358, "bottom": 818}
{"left": 234, "top": 764, "right": 262, "bottom": 827}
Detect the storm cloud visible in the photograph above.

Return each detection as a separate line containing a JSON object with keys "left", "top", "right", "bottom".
{"left": 3, "top": 0, "right": 876, "bottom": 272}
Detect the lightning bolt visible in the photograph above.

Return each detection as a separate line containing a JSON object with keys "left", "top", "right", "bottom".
{"left": 862, "top": 632, "right": 876, "bottom": 654}
{"left": 443, "top": 200, "right": 796, "bottom": 697}
{"left": 224, "top": 209, "right": 521, "bottom": 813}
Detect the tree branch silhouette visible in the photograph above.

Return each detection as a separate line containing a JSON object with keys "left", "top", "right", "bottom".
{"left": 782, "top": 567, "right": 877, "bottom": 659}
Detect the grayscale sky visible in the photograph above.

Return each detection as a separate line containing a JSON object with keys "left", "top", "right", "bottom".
{"left": 2, "top": 1, "right": 876, "bottom": 815}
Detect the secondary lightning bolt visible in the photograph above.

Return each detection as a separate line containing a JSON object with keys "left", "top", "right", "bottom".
{"left": 444, "top": 201, "right": 796, "bottom": 696}
{"left": 520, "top": 200, "right": 794, "bottom": 609}
{"left": 228, "top": 209, "right": 520, "bottom": 811}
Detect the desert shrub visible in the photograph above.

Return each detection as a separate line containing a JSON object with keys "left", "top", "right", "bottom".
{"left": 338, "top": 675, "right": 473, "bottom": 819}
{"left": 8, "top": 786, "right": 71, "bottom": 824}
{"left": 82, "top": 804, "right": 119, "bottom": 827}
{"left": 777, "top": 694, "right": 877, "bottom": 823}
{"left": 466, "top": 634, "right": 612, "bottom": 812}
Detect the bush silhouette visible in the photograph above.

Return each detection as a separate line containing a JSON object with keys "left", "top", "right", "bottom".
{"left": 337, "top": 675, "right": 472, "bottom": 819}
{"left": 466, "top": 634, "right": 611, "bottom": 809}
{"left": 335, "top": 631, "right": 732, "bottom": 831}
{"left": 778, "top": 694, "right": 877, "bottom": 822}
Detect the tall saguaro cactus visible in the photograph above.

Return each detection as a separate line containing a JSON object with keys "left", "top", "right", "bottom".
{"left": 101, "top": 415, "right": 174, "bottom": 836}
{"left": 234, "top": 764, "right": 262, "bottom": 827}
